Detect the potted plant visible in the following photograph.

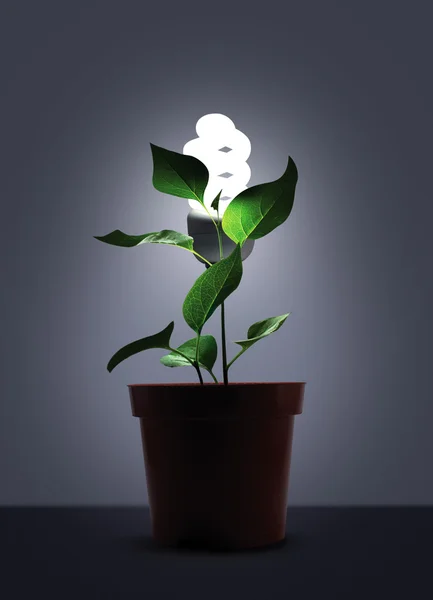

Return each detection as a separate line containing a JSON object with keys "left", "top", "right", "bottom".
{"left": 94, "top": 114, "right": 305, "bottom": 550}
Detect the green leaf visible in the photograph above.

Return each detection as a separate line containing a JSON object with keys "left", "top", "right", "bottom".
{"left": 221, "top": 156, "right": 298, "bottom": 246}
{"left": 183, "top": 244, "right": 243, "bottom": 333}
{"left": 160, "top": 335, "right": 217, "bottom": 371}
{"left": 211, "top": 190, "right": 222, "bottom": 213}
{"left": 150, "top": 143, "right": 209, "bottom": 204}
{"left": 233, "top": 313, "right": 291, "bottom": 352}
{"left": 94, "top": 229, "right": 194, "bottom": 251}
{"left": 107, "top": 321, "right": 174, "bottom": 373}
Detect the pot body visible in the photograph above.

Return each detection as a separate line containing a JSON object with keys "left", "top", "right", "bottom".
{"left": 129, "top": 382, "right": 305, "bottom": 550}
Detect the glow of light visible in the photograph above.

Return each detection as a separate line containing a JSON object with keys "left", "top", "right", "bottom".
{"left": 183, "top": 113, "right": 251, "bottom": 216}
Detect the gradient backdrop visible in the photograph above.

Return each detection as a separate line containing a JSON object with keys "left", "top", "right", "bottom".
{"left": 1, "top": 0, "right": 432, "bottom": 506}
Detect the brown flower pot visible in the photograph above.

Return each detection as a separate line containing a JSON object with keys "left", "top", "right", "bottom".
{"left": 129, "top": 381, "right": 305, "bottom": 550}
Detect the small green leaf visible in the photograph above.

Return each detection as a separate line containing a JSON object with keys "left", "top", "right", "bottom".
{"left": 221, "top": 157, "right": 298, "bottom": 246}
{"left": 183, "top": 244, "right": 243, "bottom": 333}
{"left": 107, "top": 321, "right": 174, "bottom": 373}
{"left": 160, "top": 335, "right": 217, "bottom": 371}
{"left": 211, "top": 190, "right": 222, "bottom": 213}
{"left": 150, "top": 143, "right": 209, "bottom": 205}
{"left": 94, "top": 229, "right": 194, "bottom": 251}
{"left": 234, "top": 313, "right": 291, "bottom": 352}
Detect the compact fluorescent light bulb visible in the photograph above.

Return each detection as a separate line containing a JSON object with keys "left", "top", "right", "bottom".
{"left": 183, "top": 113, "right": 251, "bottom": 217}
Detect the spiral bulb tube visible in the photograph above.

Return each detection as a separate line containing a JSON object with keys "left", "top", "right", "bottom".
{"left": 183, "top": 113, "right": 251, "bottom": 217}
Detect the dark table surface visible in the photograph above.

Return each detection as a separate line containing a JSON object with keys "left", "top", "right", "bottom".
{"left": 1, "top": 507, "right": 432, "bottom": 599}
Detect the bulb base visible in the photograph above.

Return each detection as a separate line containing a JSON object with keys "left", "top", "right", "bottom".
{"left": 187, "top": 209, "right": 254, "bottom": 265}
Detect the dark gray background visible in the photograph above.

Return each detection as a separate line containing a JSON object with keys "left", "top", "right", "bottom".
{"left": 1, "top": 0, "right": 432, "bottom": 505}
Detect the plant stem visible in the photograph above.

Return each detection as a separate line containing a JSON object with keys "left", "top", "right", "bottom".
{"left": 208, "top": 369, "right": 219, "bottom": 384}
{"left": 203, "top": 205, "right": 219, "bottom": 230}
{"left": 195, "top": 332, "right": 200, "bottom": 365}
{"left": 191, "top": 250, "right": 212, "bottom": 267}
{"left": 169, "top": 346, "right": 204, "bottom": 385}
{"left": 221, "top": 301, "right": 229, "bottom": 385}
{"left": 213, "top": 209, "right": 229, "bottom": 386}
{"left": 202, "top": 202, "right": 229, "bottom": 385}
{"left": 195, "top": 363, "right": 204, "bottom": 384}
{"left": 195, "top": 332, "right": 204, "bottom": 385}
{"left": 226, "top": 347, "right": 246, "bottom": 371}
{"left": 178, "top": 246, "right": 213, "bottom": 267}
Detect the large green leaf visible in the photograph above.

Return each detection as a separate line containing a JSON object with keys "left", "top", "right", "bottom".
{"left": 107, "top": 321, "right": 174, "bottom": 373}
{"left": 233, "top": 314, "right": 290, "bottom": 352}
{"left": 160, "top": 335, "right": 217, "bottom": 371}
{"left": 150, "top": 143, "right": 209, "bottom": 204}
{"left": 183, "top": 244, "right": 243, "bottom": 333}
{"left": 221, "top": 156, "right": 298, "bottom": 246}
{"left": 94, "top": 229, "right": 194, "bottom": 250}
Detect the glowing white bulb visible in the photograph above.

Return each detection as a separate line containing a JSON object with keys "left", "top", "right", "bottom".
{"left": 183, "top": 113, "right": 251, "bottom": 217}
